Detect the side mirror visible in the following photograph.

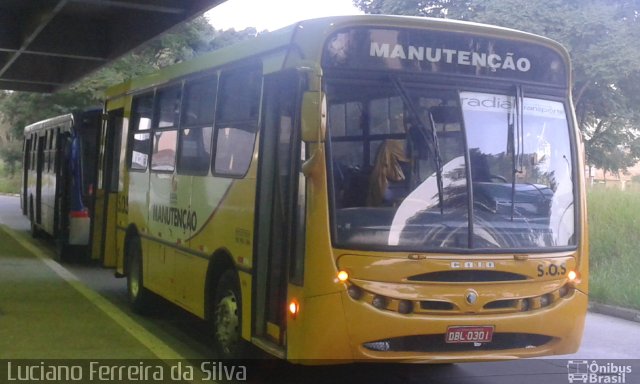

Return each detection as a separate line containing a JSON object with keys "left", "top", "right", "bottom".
{"left": 301, "top": 91, "right": 326, "bottom": 142}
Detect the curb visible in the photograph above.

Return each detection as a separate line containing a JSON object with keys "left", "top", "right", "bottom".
{"left": 588, "top": 301, "right": 640, "bottom": 323}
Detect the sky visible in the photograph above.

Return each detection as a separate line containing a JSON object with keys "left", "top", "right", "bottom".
{"left": 205, "top": 0, "right": 363, "bottom": 31}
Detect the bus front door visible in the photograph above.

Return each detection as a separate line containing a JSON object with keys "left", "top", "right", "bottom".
{"left": 254, "top": 73, "right": 302, "bottom": 352}
{"left": 91, "top": 108, "right": 124, "bottom": 268}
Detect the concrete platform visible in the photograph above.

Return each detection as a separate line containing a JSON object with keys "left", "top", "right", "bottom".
{"left": 0, "top": 225, "right": 159, "bottom": 359}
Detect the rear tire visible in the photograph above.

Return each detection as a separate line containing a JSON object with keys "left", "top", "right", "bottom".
{"left": 55, "top": 238, "right": 69, "bottom": 262}
{"left": 126, "top": 236, "right": 152, "bottom": 314}
{"left": 29, "top": 200, "right": 41, "bottom": 239}
{"left": 30, "top": 207, "right": 41, "bottom": 239}
{"left": 30, "top": 221, "right": 41, "bottom": 238}
{"left": 211, "top": 270, "right": 245, "bottom": 359}
{"left": 55, "top": 241, "right": 86, "bottom": 263}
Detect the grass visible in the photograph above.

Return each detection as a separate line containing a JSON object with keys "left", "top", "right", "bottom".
{"left": 588, "top": 185, "right": 640, "bottom": 310}
{"left": 0, "top": 160, "right": 21, "bottom": 194}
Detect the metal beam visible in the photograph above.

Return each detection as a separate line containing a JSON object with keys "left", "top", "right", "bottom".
{"left": 0, "top": 0, "right": 225, "bottom": 92}
{"left": 69, "top": 0, "right": 188, "bottom": 15}
{"left": 0, "top": 49, "right": 108, "bottom": 62}
{"left": 28, "top": 15, "right": 109, "bottom": 61}
{"left": 0, "top": 79, "right": 61, "bottom": 93}
{"left": 0, "top": 0, "right": 69, "bottom": 80}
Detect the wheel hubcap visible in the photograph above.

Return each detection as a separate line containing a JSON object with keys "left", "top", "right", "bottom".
{"left": 129, "top": 261, "right": 140, "bottom": 298}
{"left": 215, "top": 290, "right": 239, "bottom": 354}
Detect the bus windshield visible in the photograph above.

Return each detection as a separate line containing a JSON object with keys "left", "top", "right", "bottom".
{"left": 327, "top": 80, "right": 575, "bottom": 251}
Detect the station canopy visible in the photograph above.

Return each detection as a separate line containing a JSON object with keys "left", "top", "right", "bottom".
{"left": 0, "top": 0, "right": 223, "bottom": 93}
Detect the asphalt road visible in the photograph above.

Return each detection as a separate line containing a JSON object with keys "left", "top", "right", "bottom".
{"left": 1, "top": 194, "right": 638, "bottom": 384}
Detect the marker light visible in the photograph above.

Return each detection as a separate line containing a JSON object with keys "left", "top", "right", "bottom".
{"left": 567, "top": 271, "right": 580, "bottom": 284}
{"left": 289, "top": 299, "right": 300, "bottom": 317}
{"left": 337, "top": 270, "right": 349, "bottom": 282}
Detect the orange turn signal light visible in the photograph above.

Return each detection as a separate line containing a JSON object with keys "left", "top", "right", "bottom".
{"left": 289, "top": 299, "right": 300, "bottom": 317}
{"left": 567, "top": 270, "right": 581, "bottom": 284}
{"left": 337, "top": 270, "right": 349, "bottom": 282}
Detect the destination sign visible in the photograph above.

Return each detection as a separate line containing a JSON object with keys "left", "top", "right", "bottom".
{"left": 322, "top": 27, "right": 567, "bottom": 86}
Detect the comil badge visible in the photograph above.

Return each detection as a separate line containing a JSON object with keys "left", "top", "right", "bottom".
{"left": 465, "top": 289, "right": 479, "bottom": 305}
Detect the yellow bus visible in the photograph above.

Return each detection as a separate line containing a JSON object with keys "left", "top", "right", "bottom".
{"left": 92, "top": 15, "right": 588, "bottom": 363}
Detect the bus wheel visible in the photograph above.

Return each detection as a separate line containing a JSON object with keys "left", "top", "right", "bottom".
{"left": 55, "top": 238, "right": 69, "bottom": 262}
{"left": 30, "top": 221, "right": 41, "bottom": 239}
{"left": 126, "top": 236, "right": 151, "bottom": 314}
{"left": 212, "top": 270, "right": 245, "bottom": 359}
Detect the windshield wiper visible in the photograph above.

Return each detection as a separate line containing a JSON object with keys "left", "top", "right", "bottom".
{"left": 509, "top": 86, "right": 525, "bottom": 220}
{"left": 392, "top": 76, "right": 444, "bottom": 214}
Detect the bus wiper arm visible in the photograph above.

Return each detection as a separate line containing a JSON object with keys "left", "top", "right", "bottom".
{"left": 392, "top": 77, "right": 444, "bottom": 214}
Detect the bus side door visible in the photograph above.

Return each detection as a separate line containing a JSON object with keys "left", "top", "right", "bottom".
{"left": 254, "top": 72, "right": 304, "bottom": 349}
{"left": 92, "top": 108, "right": 125, "bottom": 268}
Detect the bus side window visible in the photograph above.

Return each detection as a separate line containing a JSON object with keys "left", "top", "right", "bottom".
{"left": 24, "top": 137, "right": 31, "bottom": 171}
{"left": 43, "top": 131, "right": 48, "bottom": 172}
{"left": 46, "top": 130, "right": 53, "bottom": 172}
{"left": 213, "top": 65, "right": 262, "bottom": 177}
{"left": 177, "top": 75, "right": 217, "bottom": 175}
{"left": 31, "top": 134, "right": 36, "bottom": 170}
{"left": 151, "top": 85, "right": 181, "bottom": 172}
{"left": 128, "top": 92, "right": 154, "bottom": 171}
{"left": 53, "top": 128, "right": 59, "bottom": 172}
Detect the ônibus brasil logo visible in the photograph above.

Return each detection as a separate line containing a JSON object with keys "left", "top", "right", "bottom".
{"left": 567, "top": 360, "right": 632, "bottom": 384}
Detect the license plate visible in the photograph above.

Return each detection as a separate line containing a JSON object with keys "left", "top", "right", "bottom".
{"left": 445, "top": 326, "right": 494, "bottom": 343}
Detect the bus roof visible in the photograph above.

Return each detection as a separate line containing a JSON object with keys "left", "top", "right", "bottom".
{"left": 23, "top": 108, "right": 102, "bottom": 136}
{"left": 105, "top": 15, "right": 571, "bottom": 98}
{"left": 24, "top": 114, "right": 75, "bottom": 136}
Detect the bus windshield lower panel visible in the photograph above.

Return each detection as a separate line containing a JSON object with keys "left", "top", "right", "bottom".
{"left": 327, "top": 80, "right": 575, "bottom": 252}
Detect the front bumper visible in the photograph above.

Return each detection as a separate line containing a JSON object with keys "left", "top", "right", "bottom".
{"left": 342, "top": 288, "right": 587, "bottom": 362}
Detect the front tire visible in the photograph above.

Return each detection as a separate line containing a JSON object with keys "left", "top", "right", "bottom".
{"left": 126, "top": 236, "right": 152, "bottom": 314}
{"left": 212, "top": 270, "right": 245, "bottom": 359}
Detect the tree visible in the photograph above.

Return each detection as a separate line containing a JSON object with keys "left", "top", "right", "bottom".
{"left": 353, "top": 0, "right": 640, "bottom": 174}
{"left": 0, "top": 89, "right": 96, "bottom": 139}
{"left": 0, "top": 17, "right": 259, "bottom": 139}
{"left": 0, "top": 141, "right": 22, "bottom": 178}
{"left": 0, "top": 16, "right": 250, "bottom": 178}
{"left": 0, "top": 17, "right": 263, "bottom": 179}
{"left": 352, "top": 0, "right": 475, "bottom": 19}
{"left": 207, "top": 27, "right": 260, "bottom": 50}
